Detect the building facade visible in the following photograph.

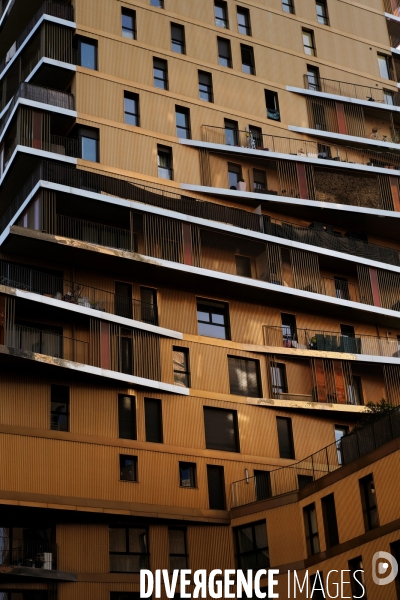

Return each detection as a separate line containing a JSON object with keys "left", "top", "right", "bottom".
{"left": 1, "top": 0, "right": 400, "bottom": 597}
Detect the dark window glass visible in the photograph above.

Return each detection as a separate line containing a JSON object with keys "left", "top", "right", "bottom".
{"left": 122, "top": 8, "right": 136, "bottom": 39}
{"left": 118, "top": 394, "right": 136, "bottom": 440}
{"left": 253, "top": 169, "right": 267, "bottom": 193}
{"left": 282, "top": 0, "right": 295, "bottom": 13}
{"left": 225, "top": 118, "right": 239, "bottom": 145}
{"left": 307, "top": 65, "right": 321, "bottom": 91}
{"left": 304, "top": 503, "right": 320, "bottom": 556}
{"left": 199, "top": 71, "right": 213, "bottom": 102}
{"left": 254, "top": 470, "right": 271, "bottom": 501}
{"left": 281, "top": 314, "right": 297, "bottom": 346}
{"left": 249, "top": 125, "right": 263, "bottom": 149}
{"left": 150, "top": 0, "right": 164, "bottom": 6}
{"left": 298, "top": 474, "right": 313, "bottom": 489}
{"left": 76, "top": 37, "right": 98, "bottom": 69}
{"left": 140, "top": 287, "right": 158, "bottom": 325}
{"left": 334, "top": 276, "right": 349, "bottom": 300}
{"left": 109, "top": 528, "right": 149, "bottom": 572}
{"left": 144, "top": 398, "right": 163, "bottom": 443}
{"left": 265, "top": 90, "right": 280, "bottom": 121}
{"left": 276, "top": 416, "right": 295, "bottom": 459}
{"left": 310, "top": 573, "right": 325, "bottom": 600}
{"left": 179, "top": 461, "right": 196, "bottom": 487}
{"left": 173, "top": 347, "right": 190, "bottom": 387}
{"left": 237, "top": 7, "right": 251, "bottom": 35}
{"left": 316, "top": 1, "right": 329, "bottom": 25}
{"left": 236, "top": 255, "right": 252, "bottom": 277}
{"left": 235, "top": 522, "right": 270, "bottom": 570}
{"left": 120, "top": 454, "right": 137, "bottom": 482}
{"left": 335, "top": 425, "right": 349, "bottom": 465}
{"left": 215, "top": 1, "right": 229, "bottom": 28}
{"left": 218, "top": 37, "right": 232, "bottom": 67}
{"left": 169, "top": 529, "right": 188, "bottom": 571}
{"left": 303, "top": 29, "right": 316, "bottom": 56}
{"left": 153, "top": 57, "right": 168, "bottom": 89}
{"left": 228, "top": 356, "right": 262, "bottom": 398}
{"left": 124, "top": 92, "right": 140, "bottom": 126}
{"left": 115, "top": 281, "right": 133, "bottom": 319}
{"left": 120, "top": 328, "right": 133, "bottom": 375}
{"left": 322, "top": 493, "right": 339, "bottom": 548}
{"left": 176, "top": 106, "right": 191, "bottom": 139}
{"left": 203, "top": 406, "right": 240, "bottom": 452}
{"left": 348, "top": 557, "right": 367, "bottom": 600}
{"left": 171, "top": 23, "right": 185, "bottom": 53}
{"left": 197, "top": 299, "right": 229, "bottom": 339}
{"left": 51, "top": 384, "right": 69, "bottom": 431}
{"left": 241, "top": 44, "right": 255, "bottom": 75}
{"left": 79, "top": 127, "right": 99, "bottom": 162}
{"left": 207, "top": 465, "right": 226, "bottom": 509}
{"left": 228, "top": 162, "right": 242, "bottom": 188}
{"left": 348, "top": 375, "right": 364, "bottom": 406}
{"left": 157, "top": 145, "right": 173, "bottom": 179}
{"left": 270, "top": 362, "right": 288, "bottom": 396}
{"left": 359, "top": 474, "right": 379, "bottom": 531}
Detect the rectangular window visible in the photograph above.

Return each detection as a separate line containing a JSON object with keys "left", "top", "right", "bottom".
{"left": 204, "top": 406, "right": 240, "bottom": 452}
{"left": 50, "top": 384, "right": 69, "bottom": 431}
{"left": 237, "top": 7, "right": 251, "bottom": 35}
{"left": 76, "top": 36, "right": 98, "bottom": 70}
{"left": 265, "top": 90, "right": 280, "bottom": 121}
{"left": 228, "top": 162, "right": 243, "bottom": 189}
{"left": 119, "top": 454, "right": 137, "bottom": 482}
{"left": 390, "top": 540, "right": 400, "bottom": 599}
{"left": 235, "top": 521, "right": 270, "bottom": 570}
{"left": 157, "top": 145, "right": 173, "bottom": 179}
{"left": 109, "top": 527, "right": 149, "bottom": 572}
{"left": 304, "top": 503, "right": 320, "bottom": 556}
{"left": 207, "top": 464, "right": 226, "bottom": 509}
{"left": 215, "top": 1, "right": 229, "bottom": 28}
{"left": 281, "top": 314, "right": 297, "bottom": 346}
{"left": 218, "top": 37, "right": 232, "bottom": 67}
{"left": 254, "top": 470, "right": 271, "bottom": 501}
{"left": 236, "top": 255, "right": 252, "bottom": 277}
{"left": 271, "top": 362, "right": 288, "bottom": 396}
{"left": 302, "top": 29, "right": 316, "bottom": 56}
{"left": 225, "top": 118, "right": 239, "bottom": 146}
{"left": 171, "top": 23, "right": 185, "bottom": 53}
{"left": 276, "top": 416, "right": 295, "bottom": 459}
{"left": 179, "top": 461, "right": 196, "bottom": 487}
{"left": 153, "top": 57, "right": 168, "bottom": 89}
{"left": 169, "top": 528, "right": 188, "bottom": 571}
{"left": 118, "top": 394, "right": 136, "bottom": 440}
{"left": 173, "top": 347, "right": 190, "bottom": 387}
{"left": 150, "top": 0, "right": 164, "bottom": 7}
{"left": 316, "top": 1, "right": 329, "bottom": 25}
{"left": 249, "top": 125, "right": 263, "bottom": 149}
{"left": 122, "top": 8, "right": 136, "bottom": 39}
{"left": 115, "top": 282, "right": 133, "bottom": 319}
{"left": 124, "top": 92, "right": 140, "bottom": 126}
{"left": 199, "top": 71, "right": 213, "bottom": 102}
{"left": 140, "top": 287, "right": 158, "bottom": 325}
{"left": 228, "top": 356, "right": 262, "bottom": 398}
{"left": 79, "top": 127, "right": 99, "bottom": 162}
{"left": 348, "top": 557, "right": 367, "bottom": 599}
{"left": 144, "top": 398, "right": 163, "bottom": 443}
{"left": 335, "top": 425, "right": 349, "bottom": 465}
{"left": 359, "top": 474, "right": 379, "bottom": 531}
{"left": 348, "top": 375, "right": 364, "bottom": 406}
{"left": 384, "top": 89, "right": 395, "bottom": 105}
{"left": 282, "top": 0, "right": 295, "bottom": 13}
{"left": 307, "top": 65, "right": 321, "bottom": 91}
{"left": 321, "top": 493, "right": 339, "bottom": 548}
{"left": 378, "top": 54, "right": 393, "bottom": 80}
{"left": 241, "top": 44, "right": 255, "bottom": 75}
{"left": 176, "top": 106, "right": 191, "bottom": 139}
{"left": 197, "top": 298, "right": 230, "bottom": 340}
{"left": 334, "top": 276, "right": 350, "bottom": 300}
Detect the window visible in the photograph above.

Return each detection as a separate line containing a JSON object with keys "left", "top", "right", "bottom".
{"left": 235, "top": 522, "right": 270, "bottom": 570}
{"left": 109, "top": 527, "right": 149, "bottom": 572}
{"left": 50, "top": 384, "right": 69, "bottom": 431}
{"left": 144, "top": 398, "right": 163, "bottom": 443}
{"left": 110, "top": 594, "right": 141, "bottom": 600}
{"left": 265, "top": 90, "right": 280, "bottom": 121}
{"left": 316, "top": 0, "right": 329, "bottom": 25}
{"left": 175, "top": 106, "right": 191, "bottom": 139}
{"left": 276, "top": 416, "right": 295, "bottom": 459}
{"left": 169, "top": 529, "right": 188, "bottom": 570}
{"left": 359, "top": 474, "right": 379, "bottom": 531}
{"left": 304, "top": 503, "right": 320, "bottom": 556}
{"left": 378, "top": 54, "right": 393, "bottom": 80}
{"left": 271, "top": 362, "right": 288, "bottom": 396}
{"left": 157, "top": 145, "right": 173, "bottom": 179}
{"left": 115, "top": 282, "right": 133, "bottom": 319}
{"left": 204, "top": 406, "right": 240, "bottom": 453}
{"left": 217, "top": 37, "right": 232, "bottom": 67}
{"left": 140, "top": 287, "right": 158, "bottom": 325}
{"left": 334, "top": 276, "right": 349, "bottom": 300}
{"left": 348, "top": 557, "right": 367, "bottom": 599}
{"left": 179, "top": 461, "right": 196, "bottom": 487}
{"left": 348, "top": 375, "right": 364, "bottom": 406}
{"left": 153, "top": 57, "right": 168, "bottom": 89}
{"left": 228, "top": 162, "right": 243, "bottom": 189}
{"left": 307, "top": 65, "right": 320, "bottom": 91}
{"left": 118, "top": 395, "right": 136, "bottom": 440}
{"left": 171, "top": 23, "right": 185, "bottom": 53}
{"left": 197, "top": 299, "right": 229, "bottom": 339}
{"left": 335, "top": 425, "right": 349, "bottom": 465}
{"left": 120, "top": 455, "right": 137, "bottom": 481}
{"left": 298, "top": 474, "right": 313, "bottom": 489}
{"left": 76, "top": 36, "right": 98, "bottom": 69}
{"left": 384, "top": 89, "right": 395, "bottom": 105}
{"left": 122, "top": 8, "right": 136, "bottom": 39}
{"left": 236, "top": 255, "right": 252, "bottom": 277}
{"left": 282, "top": 0, "right": 294, "bottom": 13}
{"left": 215, "top": 1, "right": 228, "bottom": 28}
{"left": 199, "top": 71, "right": 213, "bottom": 102}
{"left": 173, "top": 347, "right": 190, "bottom": 387}
{"left": 310, "top": 573, "right": 325, "bottom": 600}
{"left": 390, "top": 540, "right": 400, "bottom": 599}
{"left": 150, "top": 0, "right": 164, "bottom": 6}
{"left": 302, "top": 29, "right": 316, "bottom": 56}
{"left": 237, "top": 7, "right": 251, "bottom": 35}
{"left": 241, "top": 44, "right": 255, "bottom": 74}
{"left": 207, "top": 464, "right": 225, "bottom": 509}
{"left": 228, "top": 356, "right": 262, "bottom": 398}
{"left": 249, "top": 125, "right": 263, "bottom": 149}
{"left": 254, "top": 470, "right": 271, "bottom": 501}
{"left": 321, "top": 493, "right": 339, "bottom": 548}
{"left": 124, "top": 92, "right": 140, "bottom": 126}
{"left": 79, "top": 127, "right": 99, "bottom": 162}
{"left": 225, "top": 118, "right": 239, "bottom": 145}
{"left": 281, "top": 314, "right": 297, "bottom": 346}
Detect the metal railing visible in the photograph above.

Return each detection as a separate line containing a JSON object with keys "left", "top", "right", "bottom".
{"left": 0, "top": 260, "right": 159, "bottom": 325}
{"left": 263, "top": 325, "right": 400, "bottom": 359}
{"left": 4, "top": 134, "right": 78, "bottom": 167}
{"left": 303, "top": 73, "right": 400, "bottom": 106}
{"left": 57, "top": 215, "right": 135, "bottom": 252}
{"left": 6, "top": 324, "right": 88, "bottom": 363}
{"left": 0, "top": 536, "right": 57, "bottom": 569}
{"left": 231, "top": 404, "right": 400, "bottom": 508}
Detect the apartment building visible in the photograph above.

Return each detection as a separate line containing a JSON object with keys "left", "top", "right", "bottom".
{"left": 1, "top": 0, "right": 400, "bottom": 597}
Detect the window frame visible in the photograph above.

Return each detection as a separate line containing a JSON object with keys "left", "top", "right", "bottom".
{"left": 203, "top": 406, "right": 240, "bottom": 453}
{"left": 303, "top": 503, "right": 320, "bottom": 556}
{"left": 270, "top": 362, "right": 288, "bottom": 396}
{"left": 76, "top": 36, "right": 98, "bottom": 70}
{"left": 265, "top": 89, "right": 281, "bottom": 121}
{"left": 171, "top": 22, "right": 186, "bottom": 54}
{"left": 214, "top": 0, "right": 229, "bottom": 28}
{"left": 79, "top": 126, "right": 99, "bottom": 162}
{"left": 157, "top": 144, "right": 173, "bottom": 180}
{"left": 179, "top": 461, "right": 197, "bottom": 488}
{"left": 316, "top": 0, "right": 329, "bottom": 25}
{"left": 121, "top": 8, "right": 137, "bottom": 39}
{"left": 237, "top": 6, "right": 251, "bottom": 35}
{"left": 378, "top": 53, "right": 394, "bottom": 80}
{"left": 198, "top": 70, "right": 213, "bottom": 102}
{"left": 153, "top": 57, "right": 169, "bottom": 90}
{"left": 227, "top": 162, "right": 243, "bottom": 189}
{"left": 124, "top": 91, "right": 140, "bottom": 126}
{"left": 175, "top": 105, "right": 191, "bottom": 139}
{"left": 234, "top": 521, "right": 270, "bottom": 570}
{"left": 227, "top": 355, "right": 262, "bottom": 398}
{"left": 173, "top": 346, "right": 190, "bottom": 387}
{"left": 321, "top": 493, "right": 339, "bottom": 549}
{"left": 302, "top": 28, "right": 316, "bottom": 56}
{"left": 196, "top": 298, "right": 230, "bottom": 340}
{"left": 282, "top": 0, "right": 295, "bottom": 13}
{"left": 118, "top": 394, "right": 137, "bottom": 441}
{"left": 168, "top": 528, "right": 189, "bottom": 571}
{"left": 276, "top": 416, "right": 295, "bottom": 460}
{"left": 217, "top": 37, "right": 232, "bottom": 68}
{"left": 50, "top": 384, "right": 70, "bottom": 432}
{"left": 109, "top": 527, "right": 149, "bottom": 573}
{"left": 359, "top": 473, "right": 379, "bottom": 531}
{"left": 240, "top": 44, "right": 255, "bottom": 75}
{"left": 144, "top": 397, "right": 163, "bottom": 443}
{"left": 119, "top": 454, "right": 138, "bottom": 482}
{"left": 150, "top": 0, "right": 164, "bottom": 7}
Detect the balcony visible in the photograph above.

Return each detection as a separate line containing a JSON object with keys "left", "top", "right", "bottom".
{"left": 383, "top": 0, "right": 400, "bottom": 16}
{"left": 0, "top": 535, "right": 57, "bottom": 570}
{"left": 3, "top": 133, "right": 78, "bottom": 169}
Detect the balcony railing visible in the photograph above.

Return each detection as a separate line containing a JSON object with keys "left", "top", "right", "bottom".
{"left": 0, "top": 536, "right": 57, "bottom": 569}
{"left": 0, "top": 260, "right": 159, "bottom": 325}
{"left": 383, "top": 0, "right": 400, "bottom": 15}
{"left": 4, "top": 134, "right": 79, "bottom": 167}
{"left": 6, "top": 324, "right": 89, "bottom": 363}
{"left": 303, "top": 73, "right": 400, "bottom": 106}
{"left": 263, "top": 325, "right": 400, "bottom": 359}
{"left": 57, "top": 215, "right": 135, "bottom": 252}
{"left": 231, "top": 404, "right": 400, "bottom": 508}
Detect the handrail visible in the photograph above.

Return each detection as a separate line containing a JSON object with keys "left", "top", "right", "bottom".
{"left": 6, "top": 323, "right": 88, "bottom": 363}
{"left": 0, "top": 535, "right": 57, "bottom": 569}
{"left": 303, "top": 73, "right": 400, "bottom": 106}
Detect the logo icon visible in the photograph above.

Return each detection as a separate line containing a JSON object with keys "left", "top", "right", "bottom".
{"left": 372, "top": 552, "right": 398, "bottom": 586}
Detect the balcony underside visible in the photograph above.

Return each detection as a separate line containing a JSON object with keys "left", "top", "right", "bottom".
{"left": 26, "top": 57, "right": 76, "bottom": 90}
{"left": 0, "top": 0, "right": 44, "bottom": 58}
{"left": 0, "top": 565, "right": 77, "bottom": 583}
